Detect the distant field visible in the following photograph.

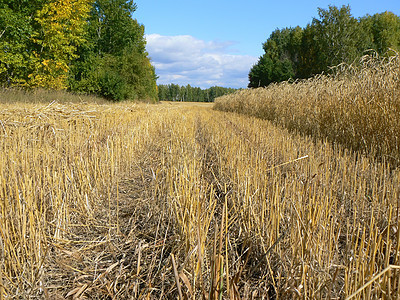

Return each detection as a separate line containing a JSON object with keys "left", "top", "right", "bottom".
{"left": 160, "top": 100, "right": 214, "bottom": 107}
{"left": 0, "top": 98, "right": 399, "bottom": 298}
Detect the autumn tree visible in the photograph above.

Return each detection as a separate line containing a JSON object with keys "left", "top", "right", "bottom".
{"left": 1, "top": 0, "right": 157, "bottom": 101}
{"left": 0, "top": 0, "right": 92, "bottom": 89}
{"left": 27, "top": 0, "right": 93, "bottom": 89}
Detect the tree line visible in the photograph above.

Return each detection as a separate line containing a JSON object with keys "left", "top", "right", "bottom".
{"left": 249, "top": 5, "right": 400, "bottom": 87}
{"left": 0, "top": 0, "right": 157, "bottom": 101}
{"left": 158, "top": 84, "right": 238, "bottom": 102}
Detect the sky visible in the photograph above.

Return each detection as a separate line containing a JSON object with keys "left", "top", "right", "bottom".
{"left": 134, "top": 0, "right": 400, "bottom": 88}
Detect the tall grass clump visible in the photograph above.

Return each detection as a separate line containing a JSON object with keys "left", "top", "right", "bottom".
{"left": 0, "top": 88, "right": 109, "bottom": 104}
{"left": 214, "top": 51, "right": 400, "bottom": 167}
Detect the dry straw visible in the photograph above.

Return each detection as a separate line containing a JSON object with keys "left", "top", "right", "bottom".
{"left": 0, "top": 93, "right": 399, "bottom": 298}
{"left": 214, "top": 50, "right": 400, "bottom": 168}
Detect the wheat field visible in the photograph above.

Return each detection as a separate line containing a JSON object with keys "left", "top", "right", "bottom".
{"left": 0, "top": 94, "right": 399, "bottom": 299}
{"left": 215, "top": 52, "right": 400, "bottom": 168}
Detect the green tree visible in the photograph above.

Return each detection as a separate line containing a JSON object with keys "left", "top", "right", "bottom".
{"left": 361, "top": 12, "right": 400, "bottom": 54}
{"left": 249, "top": 5, "right": 400, "bottom": 87}
{"left": 157, "top": 84, "right": 236, "bottom": 102}
{"left": 312, "top": 5, "right": 361, "bottom": 72}
{"left": 1, "top": 0, "right": 92, "bottom": 89}
{"left": 297, "top": 24, "right": 320, "bottom": 78}
{"left": 87, "top": 0, "right": 144, "bottom": 55}
{"left": 157, "top": 84, "right": 168, "bottom": 100}
{"left": 248, "top": 55, "right": 273, "bottom": 87}
{"left": 248, "top": 27, "right": 302, "bottom": 87}
{"left": 69, "top": 0, "right": 157, "bottom": 101}
{"left": 186, "top": 84, "right": 193, "bottom": 101}
{"left": 0, "top": 0, "right": 43, "bottom": 85}
{"left": 0, "top": 5, "right": 31, "bottom": 85}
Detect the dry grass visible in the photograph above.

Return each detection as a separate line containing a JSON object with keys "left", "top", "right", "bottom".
{"left": 214, "top": 51, "right": 400, "bottom": 168}
{"left": 0, "top": 88, "right": 109, "bottom": 104}
{"left": 0, "top": 96, "right": 399, "bottom": 299}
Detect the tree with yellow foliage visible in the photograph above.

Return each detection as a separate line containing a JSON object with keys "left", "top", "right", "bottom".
{"left": 1, "top": 0, "right": 157, "bottom": 101}
{"left": 28, "top": 0, "right": 93, "bottom": 89}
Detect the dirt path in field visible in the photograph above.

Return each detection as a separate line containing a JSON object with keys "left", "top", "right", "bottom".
{"left": 44, "top": 104, "right": 225, "bottom": 299}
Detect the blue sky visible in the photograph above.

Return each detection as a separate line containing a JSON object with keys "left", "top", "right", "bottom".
{"left": 134, "top": 0, "right": 400, "bottom": 88}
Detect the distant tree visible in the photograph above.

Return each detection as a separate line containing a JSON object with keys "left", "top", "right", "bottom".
{"left": 186, "top": 84, "right": 193, "bottom": 101}
{"left": 168, "top": 84, "right": 179, "bottom": 100}
{"left": 157, "top": 84, "right": 237, "bottom": 102}
{"left": 158, "top": 84, "right": 168, "bottom": 100}
{"left": 179, "top": 85, "right": 187, "bottom": 101}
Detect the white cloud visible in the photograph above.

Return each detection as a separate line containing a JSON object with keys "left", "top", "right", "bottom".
{"left": 145, "top": 34, "right": 258, "bottom": 88}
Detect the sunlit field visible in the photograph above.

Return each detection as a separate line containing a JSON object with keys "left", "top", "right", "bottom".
{"left": 215, "top": 52, "right": 400, "bottom": 169}
{"left": 0, "top": 95, "right": 399, "bottom": 298}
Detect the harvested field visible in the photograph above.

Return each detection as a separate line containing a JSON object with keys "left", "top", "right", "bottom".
{"left": 0, "top": 100, "right": 399, "bottom": 299}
